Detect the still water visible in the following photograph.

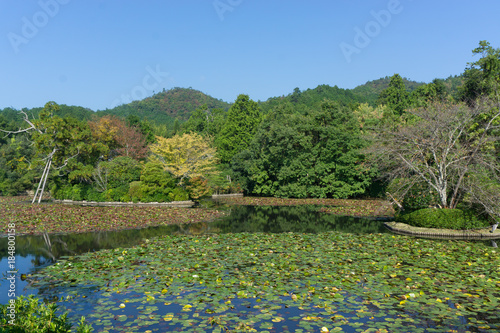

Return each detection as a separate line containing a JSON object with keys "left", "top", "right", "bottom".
{"left": 0, "top": 205, "right": 389, "bottom": 304}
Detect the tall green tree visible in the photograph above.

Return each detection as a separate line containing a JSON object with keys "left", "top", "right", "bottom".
{"left": 235, "top": 101, "right": 375, "bottom": 198}
{"left": 410, "top": 79, "right": 449, "bottom": 107}
{"left": 217, "top": 94, "right": 262, "bottom": 164}
{"left": 182, "top": 104, "right": 226, "bottom": 139}
{"left": 378, "top": 74, "right": 410, "bottom": 115}
{"left": 0, "top": 136, "right": 36, "bottom": 195}
{"left": 0, "top": 102, "right": 90, "bottom": 203}
{"left": 460, "top": 40, "right": 500, "bottom": 104}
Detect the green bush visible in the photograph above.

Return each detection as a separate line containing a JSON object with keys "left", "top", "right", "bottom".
{"left": 169, "top": 187, "right": 189, "bottom": 201}
{"left": 106, "top": 156, "right": 141, "bottom": 188}
{"left": 128, "top": 181, "right": 143, "bottom": 202}
{"left": 402, "top": 189, "right": 439, "bottom": 212}
{"left": 52, "top": 184, "right": 90, "bottom": 201}
{"left": 104, "top": 184, "right": 130, "bottom": 202}
{"left": 396, "top": 208, "right": 491, "bottom": 230}
{"left": 0, "top": 295, "right": 92, "bottom": 333}
{"left": 85, "top": 187, "right": 105, "bottom": 202}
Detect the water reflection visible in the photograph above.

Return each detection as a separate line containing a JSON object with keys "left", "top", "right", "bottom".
{"left": 0, "top": 205, "right": 387, "bottom": 262}
{"left": 212, "top": 205, "right": 389, "bottom": 234}
{"left": 0, "top": 205, "right": 388, "bottom": 304}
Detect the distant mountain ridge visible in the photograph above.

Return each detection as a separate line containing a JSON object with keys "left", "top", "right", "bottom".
{"left": 352, "top": 76, "right": 424, "bottom": 105}
{"left": 97, "top": 87, "right": 231, "bottom": 126}
{"left": 1, "top": 75, "right": 464, "bottom": 127}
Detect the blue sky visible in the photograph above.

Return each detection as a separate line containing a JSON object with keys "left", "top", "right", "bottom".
{"left": 1, "top": 0, "right": 499, "bottom": 111}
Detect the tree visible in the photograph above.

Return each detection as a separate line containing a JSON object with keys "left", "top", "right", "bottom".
{"left": 182, "top": 104, "right": 226, "bottom": 139}
{"left": 378, "top": 74, "right": 410, "bottom": 115}
{"left": 0, "top": 136, "right": 36, "bottom": 195}
{"left": 0, "top": 102, "right": 88, "bottom": 203}
{"left": 126, "top": 115, "right": 155, "bottom": 144}
{"left": 149, "top": 132, "right": 219, "bottom": 184}
{"left": 236, "top": 101, "right": 375, "bottom": 198}
{"left": 460, "top": 41, "right": 500, "bottom": 104}
{"left": 114, "top": 120, "right": 149, "bottom": 160}
{"left": 366, "top": 99, "right": 500, "bottom": 221}
{"left": 217, "top": 94, "right": 262, "bottom": 163}
{"left": 88, "top": 115, "right": 149, "bottom": 160}
{"left": 409, "top": 80, "right": 449, "bottom": 107}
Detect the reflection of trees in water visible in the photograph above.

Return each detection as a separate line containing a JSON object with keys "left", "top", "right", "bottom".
{"left": 0, "top": 224, "right": 184, "bottom": 261}
{"left": 0, "top": 205, "right": 387, "bottom": 262}
{"left": 211, "top": 205, "right": 388, "bottom": 234}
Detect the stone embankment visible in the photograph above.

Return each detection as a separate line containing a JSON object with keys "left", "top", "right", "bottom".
{"left": 385, "top": 221, "right": 500, "bottom": 240}
{"left": 54, "top": 199, "right": 194, "bottom": 208}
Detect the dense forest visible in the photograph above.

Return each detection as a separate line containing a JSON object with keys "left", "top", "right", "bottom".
{"left": 0, "top": 41, "right": 498, "bottom": 222}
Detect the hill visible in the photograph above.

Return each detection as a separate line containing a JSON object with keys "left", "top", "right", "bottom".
{"left": 97, "top": 87, "right": 231, "bottom": 126}
{"left": 352, "top": 76, "right": 425, "bottom": 106}
{"left": 259, "top": 84, "right": 369, "bottom": 114}
{"left": 0, "top": 75, "right": 465, "bottom": 129}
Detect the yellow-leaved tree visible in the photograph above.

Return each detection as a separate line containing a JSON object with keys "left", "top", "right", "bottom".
{"left": 149, "top": 133, "right": 219, "bottom": 185}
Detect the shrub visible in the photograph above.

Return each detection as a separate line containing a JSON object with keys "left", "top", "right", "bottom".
{"left": 128, "top": 181, "right": 143, "bottom": 202}
{"left": 85, "top": 187, "right": 105, "bottom": 202}
{"left": 52, "top": 184, "right": 90, "bottom": 201}
{"left": 402, "top": 188, "right": 439, "bottom": 212}
{"left": 169, "top": 187, "right": 189, "bottom": 201}
{"left": 186, "top": 177, "right": 210, "bottom": 200}
{"left": 104, "top": 184, "right": 130, "bottom": 202}
{"left": 0, "top": 295, "right": 92, "bottom": 333}
{"left": 396, "top": 208, "right": 491, "bottom": 230}
{"left": 106, "top": 156, "right": 141, "bottom": 188}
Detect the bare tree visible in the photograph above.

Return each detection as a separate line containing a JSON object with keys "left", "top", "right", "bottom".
{"left": 92, "top": 161, "right": 110, "bottom": 193}
{"left": 366, "top": 99, "right": 500, "bottom": 221}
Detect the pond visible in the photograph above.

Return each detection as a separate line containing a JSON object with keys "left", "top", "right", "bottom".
{"left": 0, "top": 205, "right": 387, "bottom": 304}
{"left": 2, "top": 204, "right": 499, "bottom": 332}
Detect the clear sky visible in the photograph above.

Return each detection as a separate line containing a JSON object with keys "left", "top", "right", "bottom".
{"left": 1, "top": 0, "right": 499, "bottom": 111}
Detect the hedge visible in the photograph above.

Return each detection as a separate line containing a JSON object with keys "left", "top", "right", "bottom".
{"left": 396, "top": 208, "right": 490, "bottom": 230}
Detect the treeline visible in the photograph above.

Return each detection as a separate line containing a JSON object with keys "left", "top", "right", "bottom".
{"left": 0, "top": 42, "right": 498, "bottom": 219}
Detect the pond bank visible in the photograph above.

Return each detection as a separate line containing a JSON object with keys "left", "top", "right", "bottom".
{"left": 53, "top": 199, "right": 194, "bottom": 207}
{"left": 385, "top": 221, "right": 500, "bottom": 239}
{"left": 214, "top": 196, "right": 395, "bottom": 218}
{"left": 0, "top": 196, "right": 226, "bottom": 236}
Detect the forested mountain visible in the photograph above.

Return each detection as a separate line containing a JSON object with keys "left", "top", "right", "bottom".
{"left": 97, "top": 87, "right": 231, "bottom": 127}
{"left": 352, "top": 75, "right": 464, "bottom": 105}
{"left": 259, "top": 84, "right": 367, "bottom": 114}
{"left": 352, "top": 76, "right": 424, "bottom": 105}
{"left": 0, "top": 76, "right": 463, "bottom": 129}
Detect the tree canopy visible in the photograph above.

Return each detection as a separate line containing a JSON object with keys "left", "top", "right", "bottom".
{"left": 217, "top": 94, "right": 262, "bottom": 164}
{"left": 233, "top": 101, "right": 376, "bottom": 198}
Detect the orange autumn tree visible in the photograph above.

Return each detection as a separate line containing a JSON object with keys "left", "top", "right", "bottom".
{"left": 88, "top": 115, "right": 148, "bottom": 160}
{"left": 114, "top": 120, "right": 149, "bottom": 160}
{"left": 149, "top": 133, "right": 219, "bottom": 190}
